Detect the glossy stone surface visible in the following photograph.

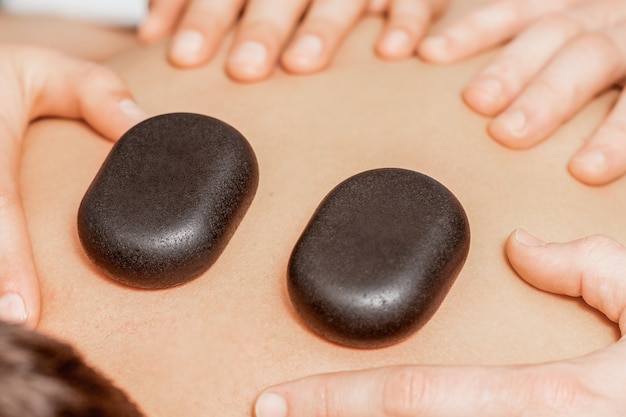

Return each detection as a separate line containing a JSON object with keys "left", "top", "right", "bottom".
{"left": 288, "top": 168, "right": 470, "bottom": 348}
{"left": 77, "top": 113, "right": 258, "bottom": 289}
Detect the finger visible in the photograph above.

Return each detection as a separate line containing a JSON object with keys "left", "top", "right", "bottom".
{"left": 0, "top": 143, "right": 37, "bottom": 327}
{"left": 168, "top": 0, "right": 245, "bottom": 68}
{"left": 138, "top": 0, "right": 188, "bottom": 43}
{"left": 463, "top": 0, "right": 626, "bottom": 116}
{"left": 280, "top": 0, "right": 368, "bottom": 74}
{"left": 375, "top": 0, "right": 436, "bottom": 60}
{"left": 254, "top": 362, "right": 599, "bottom": 417}
{"left": 225, "top": 0, "right": 310, "bottom": 81}
{"left": 487, "top": 26, "right": 626, "bottom": 149}
{"left": 568, "top": 89, "right": 626, "bottom": 185}
{"left": 507, "top": 229, "right": 626, "bottom": 333}
{"left": 418, "top": 0, "right": 585, "bottom": 63}
{"left": 367, "top": 0, "right": 390, "bottom": 14}
{"left": 0, "top": 46, "right": 147, "bottom": 327}
{"left": 462, "top": 15, "right": 582, "bottom": 116}
{"left": 19, "top": 46, "right": 146, "bottom": 140}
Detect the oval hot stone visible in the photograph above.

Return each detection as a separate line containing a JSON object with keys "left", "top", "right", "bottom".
{"left": 288, "top": 168, "right": 470, "bottom": 348}
{"left": 77, "top": 113, "right": 259, "bottom": 289}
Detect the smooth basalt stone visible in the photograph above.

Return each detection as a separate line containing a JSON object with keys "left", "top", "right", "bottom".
{"left": 288, "top": 168, "right": 470, "bottom": 348}
{"left": 77, "top": 113, "right": 258, "bottom": 289}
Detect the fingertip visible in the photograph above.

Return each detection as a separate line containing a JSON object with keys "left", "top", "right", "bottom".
{"left": 568, "top": 140, "right": 626, "bottom": 186}
{"left": 137, "top": 14, "right": 166, "bottom": 44}
{"left": 505, "top": 229, "right": 547, "bottom": 272}
{"left": 282, "top": 34, "right": 327, "bottom": 74}
{"left": 226, "top": 41, "right": 273, "bottom": 82}
{"left": 169, "top": 29, "right": 208, "bottom": 68}
{"left": 254, "top": 392, "right": 288, "bottom": 417}
{"left": 0, "top": 272, "right": 41, "bottom": 328}
{"left": 505, "top": 229, "right": 567, "bottom": 294}
{"left": 462, "top": 78, "right": 505, "bottom": 116}
{"left": 118, "top": 99, "right": 148, "bottom": 124}
{"left": 568, "top": 149, "right": 614, "bottom": 186}
{"left": 512, "top": 228, "right": 546, "bottom": 248}
{"left": 487, "top": 110, "right": 536, "bottom": 149}
{"left": 84, "top": 97, "right": 147, "bottom": 142}
{"left": 375, "top": 29, "right": 414, "bottom": 60}
{"left": 0, "top": 292, "right": 28, "bottom": 326}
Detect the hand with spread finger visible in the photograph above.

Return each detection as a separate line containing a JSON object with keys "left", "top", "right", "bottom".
{"left": 420, "top": 0, "right": 626, "bottom": 185}
{"left": 138, "top": 0, "right": 448, "bottom": 82}
{"left": 0, "top": 44, "right": 146, "bottom": 327}
{"left": 254, "top": 230, "right": 626, "bottom": 417}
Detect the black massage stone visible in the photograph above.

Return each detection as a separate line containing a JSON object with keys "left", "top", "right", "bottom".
{"left": 77, "top": 113, "right": 258, "bottom": 289}
{"left": 288, "top": 168, "right": 470, "bottom": 348}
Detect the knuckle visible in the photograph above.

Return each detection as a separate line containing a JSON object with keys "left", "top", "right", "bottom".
{"left": 571, "top": 32, "right": 623, "bottom": 74}
{"left": 382, "top": 368, "right": 434, "bottom": 417}
{"left": 599, "top": 119, "right": 626, "bottom": 140}
{"left": 482, "top": 57, "right": 521, "bottom": 90}
{"left": 573, "top": 234, "right": 626, "bottom": 322}
{"left": 310, "top": 381, "right": 337, "bottom": 417}
{"left": 577, "top": 234, "right": 622, "bottom": 255}
{"left": 534, "top": 13, "right": 582, "bottom": 39}
{"left": 529, "top": 77, "right": 564, "bottom": 103}
{"left": 183, "top": 2, "right": 233, "bottom": 33}
{"left": 526, "top": 33, "right": 624, "bottom": 109}
{"left": 239, "top": 19, "right": 284, "bottom": 45}
{"left": 521, "top": 368, "right": 594, "bottom": 414}
{"left": 366, "top": 0, "right": 388, "bottom": 14}
{"left": 188, "top": 0, "right": 229, "bottom": 16}
{"left": 528, "top": 71, "right": 583, "bottom": 114}
{"left": 78, "top": 63, "right": 123, "bottom": 92}
{"left": 304, "top": 16, "right": 345, "bottom": 38}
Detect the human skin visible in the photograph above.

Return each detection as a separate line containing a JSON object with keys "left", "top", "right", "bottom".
{"left": 0, "top": 321, "right": 144, "bottom": 417}
{"left": 0, "top": 12, "right": 138, "bottom": 62}
{"left": 8, "top": 0, "right": 626, "bottom": 187}
{"left": 17, "top": 11, "right": 626, "bottom": 417}
{"left": 256, "top": 232, "right": 626, "bottom": 416}
{"left": 419, "top": 0, "right": 626, "bottom": 185}
{"left": 0, "top": 44, "right": 145, "bottom": 327}
{"left": 139, "top": 0, "right": 448, "bottom": 81}
{"left": 0, "top": 0, "right": 450, "bottom": 74}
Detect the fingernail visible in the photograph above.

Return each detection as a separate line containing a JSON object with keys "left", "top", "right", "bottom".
{"left": 287, "top": 34, "right": 324, "bottom": 69}
{"left": 380, "top": 29, "right": 411, "bottom": 55}
{"left": 255, "top": 392, "right": 288, "bottom": 417}
{"left": 0, "top": 292, "right": 27, "bottom": 324}
{"left": 119, "top": 99, "right": 147, "bottom": 122}
{"left": 514, "top": 229, "right": 546, "bottom": 247}
{"left": 172, "top": 30, "right": 205, "bottom": 64}
{"left": 229, "top": 41, "right": 268, "bottom": 71}
{"left": 572, "top": 149, "right": 606, "bottom": 173}
{"left": 496, "top": 110, "right": 527, "bottom": 136}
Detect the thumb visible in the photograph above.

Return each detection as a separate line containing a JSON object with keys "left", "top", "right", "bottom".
{"left": 506, "top": 229, "right": 626, "bottom": 334}
{"left": 253, "top": 362, "right": 601, "bottom": 417}
{"left": 11, "top": 44, "right": 146, "bottom": 140}
{"left": 0, "top": 45, "right": 146, "bottom": 327}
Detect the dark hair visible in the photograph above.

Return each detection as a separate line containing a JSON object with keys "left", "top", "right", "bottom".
{"left": 0, "top": 321, "right": 144, "bottom": 417}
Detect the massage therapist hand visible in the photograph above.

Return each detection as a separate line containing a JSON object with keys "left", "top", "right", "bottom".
{"left": 254, "top": 229, "right": 626, "bottom": 417}
{"left": 0, "top": 44, "right": 145, "bottom": 327}
{"left": 419, "top": 0, "right": 626, "bottom": 185}
{"left": 138, "top": 0, "right": 448, "bottom": 81}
